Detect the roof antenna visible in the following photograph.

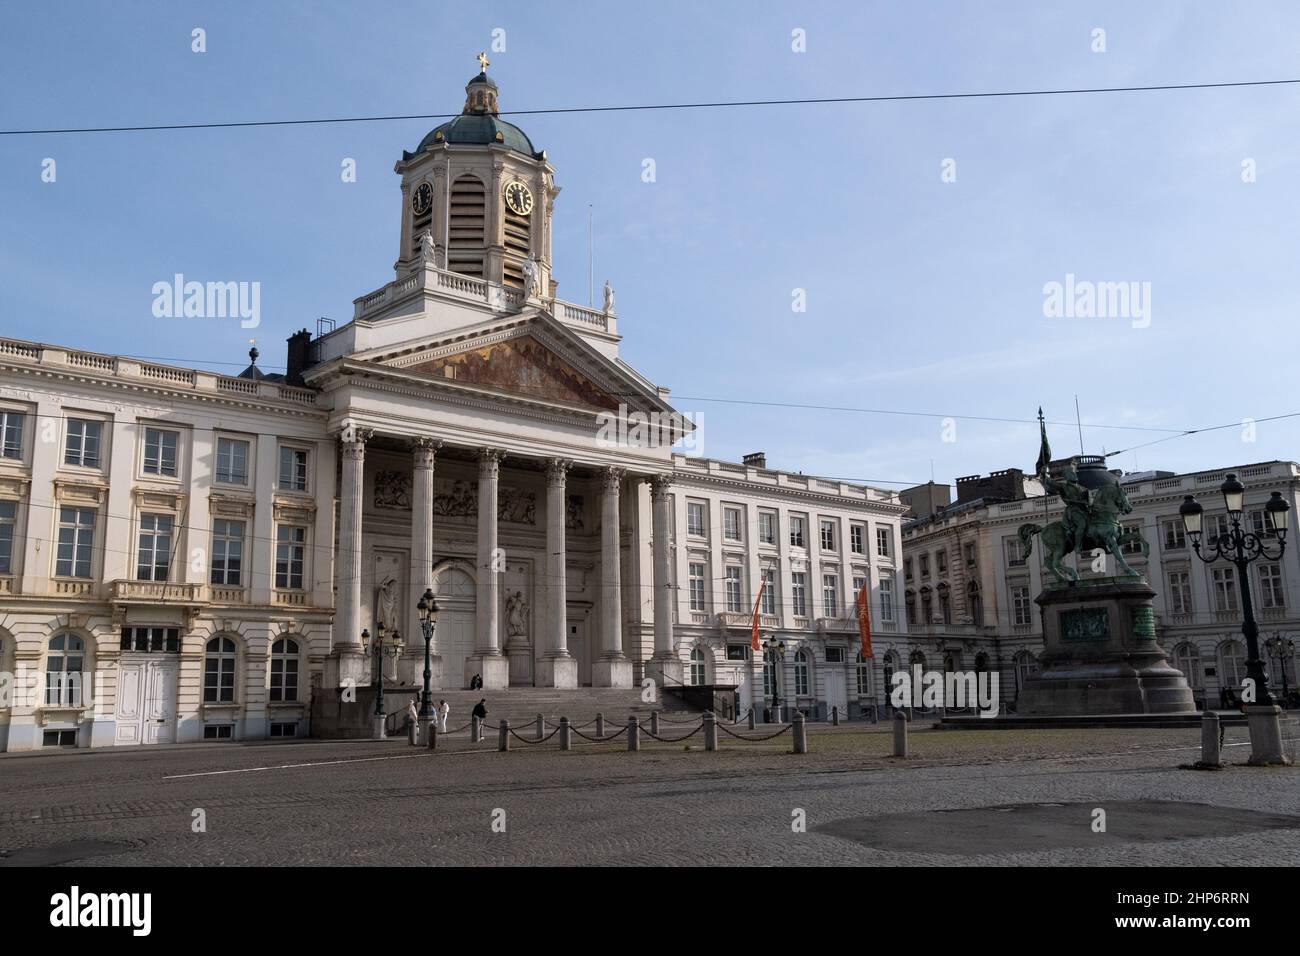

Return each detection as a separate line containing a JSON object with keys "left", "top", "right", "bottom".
{"left": 587, "top": 204, "right": 594, "bottom": 307}
{"left": 1074, "top": 394, "right": 1085, "bottom": 456}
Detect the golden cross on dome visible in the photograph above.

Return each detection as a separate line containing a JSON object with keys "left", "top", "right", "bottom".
{"left": 477, "top": 51, "right": 490, "bottom": 73}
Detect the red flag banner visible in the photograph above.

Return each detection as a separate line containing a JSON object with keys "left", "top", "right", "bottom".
{"left": 750, "top": 578, "right": 766, "bottom": 652}
{"left": 856, "top": 579, "right": 874, "bottom": 659}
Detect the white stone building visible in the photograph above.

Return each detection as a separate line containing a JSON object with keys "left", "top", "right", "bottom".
{"left": 902, "top": 461, "right": 1300, "bottom": 710}
{"left": 0, "top": 65, "right": 905, "bottom": 750}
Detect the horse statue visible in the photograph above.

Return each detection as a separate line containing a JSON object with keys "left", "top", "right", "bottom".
{"left": 1019, "top": 480, "right": 1148, "bottom": 584}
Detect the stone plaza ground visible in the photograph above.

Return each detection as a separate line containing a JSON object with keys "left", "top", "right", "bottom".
{"left": 1, "top": 720, "right": 1298, "bottom": 867}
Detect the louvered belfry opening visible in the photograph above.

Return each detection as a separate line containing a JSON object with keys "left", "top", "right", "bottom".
{"left": 447, "top": 175, "right": 486, "bottom": 278}
{"left": 502, "top": 202, "right": 531, "bottom": 290}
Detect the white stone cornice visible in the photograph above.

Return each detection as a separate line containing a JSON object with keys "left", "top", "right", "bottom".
{"left": 670, "top": 470, "right": 907, "bottom": 516}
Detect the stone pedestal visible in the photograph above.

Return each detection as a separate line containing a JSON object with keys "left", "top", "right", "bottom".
{"left": 1017, "top": 577, "right": 1196, "bottom": 716}
{"left": 646, "top": 655, "right": 684, "bottom": 693}
{"left": 537, "top": 654, "right": 578, "bottom": 688}
{"left": 464, "top": 653, "right": 510, "bottom": 690}
{"left": 593, "top": 657, "right": 634, "bottom": 688}
{"left": 1245, "top": 705, "right": 1291, "bottom": 766}
{"left": 505, "top": 639, "right": 534, "bottom": 686}
{"left": 323, "top": 649, "right": 370, "bottom": 696}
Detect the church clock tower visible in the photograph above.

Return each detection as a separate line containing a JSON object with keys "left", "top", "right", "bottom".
{"left": 394, "top": 54, "right": 559, "bottom": 297}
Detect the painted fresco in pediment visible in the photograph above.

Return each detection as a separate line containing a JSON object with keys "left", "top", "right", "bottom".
{"left": 407, "top": 336, "right": 619, "bottom": 410}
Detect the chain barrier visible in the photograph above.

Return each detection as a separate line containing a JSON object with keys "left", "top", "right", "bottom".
{"left": 717, "top": 722, "right": 793, "bottom": 742}
{"left": 655, "top": 712, "right": 703, "bottom": 724}
{"left": 569, "top": 724, "right": 628, "bottom": 743}
{"left": 639, "top": 722, "right": 705, "bottom": 743}
{"left": 507, "top": 725, "right": 563, "bottom": 745}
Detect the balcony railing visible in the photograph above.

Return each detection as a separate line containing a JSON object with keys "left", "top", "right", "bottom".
{"left": 110, "top": 581, "right": 205, "bottom": 603}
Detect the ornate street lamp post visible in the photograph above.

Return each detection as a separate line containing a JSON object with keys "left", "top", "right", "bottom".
{"left": 364, "top": 623, "right": 401, "bottom": 740}
{"left": 1264, "top": 633, "right": 1295, "bottom": 706}
{"left": 764, "top": 636, "right": 786, "bottom": 722}
{"left": 417, "top": 588, "right": 439, "bottom": 743}
{"left": 1180, "top": 475, "right": 1291, "bottom": 764}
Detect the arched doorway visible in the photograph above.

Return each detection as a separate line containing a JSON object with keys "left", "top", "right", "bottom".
{"left": 432, "top": 560, "right": 476, "bottom": 689}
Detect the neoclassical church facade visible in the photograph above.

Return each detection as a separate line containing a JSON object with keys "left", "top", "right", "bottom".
{"left": 0, "top": 66, "right": 907, "bottom": 750}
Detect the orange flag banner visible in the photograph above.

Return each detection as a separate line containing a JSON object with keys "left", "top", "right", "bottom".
{"left": 856, "top": 579, "right": 874, "bottom": 659}
{"left": 750, "top": 578, "right": 766, "bottom": 652}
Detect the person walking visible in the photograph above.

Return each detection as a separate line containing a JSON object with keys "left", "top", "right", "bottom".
{"left": 406, "top": 697, "right": 419, "bottom": 738}
{"left": 438, "top": 699, "right": 449, "bottom": 733}
{"left": 471, "top": 698, "right": 487, "bottom": 740}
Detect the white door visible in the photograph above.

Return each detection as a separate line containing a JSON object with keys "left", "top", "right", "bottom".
{"left": 735, "top": 664, "right": 753, "bottom": 714}
{"left": 825, "top": 668, "right": 847, "bottom": 717}
{"left": 115, "top": 658, "right": 177, "bottom": 744}
{"left": 443, "top": 608, "right": 474, "bottom": 689}
{"left": 569, "top": 621, "right": 590, "bottom": 686}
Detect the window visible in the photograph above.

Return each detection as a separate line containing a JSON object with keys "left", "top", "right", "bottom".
{"left": 760, "top": 568, "right": 776, "bottom": 615}
{"left": 1005, "top": 538, "right": 1026, "bottom": 567}
{"left": 856, "top": 652, "right": 871, "bottom": 696}
{"left": 789, "top": 515, "right": 806, "bottom": 549}
{"left": 921, "top": 588, "right": 933, "bottom": 623}
{"left": 64, "top": 419, "right": 102, "bottom": 468}
{"left": 204, "top": 725, "right": 233, "bottom": 740}
{"left": 688, "top": 562, "right": 707, "bottom": 611}
{"left": 967, "top": 581, "right": 982, "bottom": 626}
{"left": 936, "top": 550, "right": 947, "bottom": 574}
{"left": 1162, "top": 518, "right": 1186, "bottom": 551}
{"left": 1251, "top": 510, "right": 1279, "bottom": 539}
{"left": 852, "top": 574, "right": 866, "bottom": 605}
{"left": 825, "top": 646, "right": 845, "bottom": 664}
{"left": 904, "top": 558, "right": 913, "bottom": 581}
{"left": 204, "top": 636, "right": 237, "bottom": 704}
{"left": 1204, "top": 514, "right": 1230, "bottom": 543}
{"left": 822, "top": 574, "right": 839, "bottom": 617}
{"left": 1014, "top": 651, "right": 1037, "bottom": 692}
{"left": 270, "top": 638, "right": 300, "bottom": 702}
{"left": 215, "top": 437, "right": 250, "bottom": 485}
{"left": 726, "top": 644, "right": 749, "bottom": 661}
{"left": 919, "top": 554, "right": 930, "bottom": 578}
{"left": 0, "top": 500, "right": 15, "bottom": 574}
{"left": 725, "top": 566, "right": 743, "bottom": 613}
{"left": 1120, "top": 522, "right": 1144, "bottom": 555}
{"left": 275, "top": 525, "right": 306, "bottom": 590}
{"left": 791, "top": 572, "right": 807, "bottom": 617}
{"left": 45, "top": 633, "right": 84, "bottom": 706}
{"left": 964, "top": 542, "right": 976, "bottom": 566}
{"left": 763, "top": 653, "right": 778, "bottom": 698}
{"left": 723, "top": 507, "right": 741, "bottom": 541}
{"left": 850, "top": 525, "right": 865, "bottom": 555}
{"left": 1212, "top": 567, "right": 1238, "bottom": 613}
{"left": 879, "top": 578, "right": 895, "bottom": 622}
{"left": 270, "top": 721, "right": 298, "bottom": 738}
{"left": 1172, "top": 642, "right": 1203, "bottom": 691}
{"left": 279, "top": 446, "right": 309, "bottom": 492}
{"left": 0, "top": 409, "right": 23, "bottom": 460}
{"left": 43, "top": 729, "right": 78, "bottom": 747}
{"left": 883, "top": 652, "right": 897, "bottom": 698}
{"left": 136, "top": 514, "right": 173, "bottom": 581}
{"left": 820, "top": 520, "right": 836, "bottom": 551}
{"left": 143, "top": 427, "right": 179, "bottom": 477}
{"left": 1167, "top": 570, "right": 1192, "bottom": 614}
{"left": 689, "top": 647, "right": 706, "bottom": 686}
{"left": 758, "top": 511, "right": 776, "bottom": 545}
{"left": 55, "top": 506, "right": 95, "bottom": 578}
{"left": 1012, "top": 585, "right": 1033, "bottom": 626}
{"left": 939, "top": 587, "right": 952, "bottom": 625}
{"left": 120, "top": 626, "right": 180, "bottom": 653}
{"left": 794, "top": 649, "right": 811, "bottom": 696}
{"left": 687, "top": 501, "right": 706, "bottom": 537}
{"left": 1220, "top": 641, "right": 1247, "bottom": 692}
{"left": 1258, "top": 563, "right": 1285, "bottom": 609}
{"left": 211, "top": 519, "right": 245, "bottom": 586}
{"left": 876, "top": 527, "right": 891, "bottom": 558}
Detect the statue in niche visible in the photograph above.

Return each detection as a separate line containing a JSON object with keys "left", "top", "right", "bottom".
{"left": 522, "top": 255, "right": 538, "bottom": 300}
{"left": 505, "top": 591, "right": 530, "bottom": 638}
{"left": 375, "top": 578, "right": 399, "bottom": 631}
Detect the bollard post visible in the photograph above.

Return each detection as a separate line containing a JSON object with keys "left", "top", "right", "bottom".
{"left": 893, "top": 710, "right": 909, "bottom": 757}
{"left": 870, "top": 704, "right": 879, "bottom": 725}
{"left": 747, "top": 709, "right": 756, "bottom": 731}
{"left": 560, "top": 716, "right": 572, "bottom": 751}
{"left": 628, "top": 716, "right": 640, "bottom": 751}
{"left": 704, "top": 711, "right": 718, "bottom": 751}
{"left": 596, "top": 712, "right": 605, "bottom": 738}
{"left": 498, "top": 718, "right": 510, "bottom": 752}
{"left": 793, "top": 711, "right": 807, "bottom": 754}
{"left": 831, "top": 705, "right": 840, "bottom": 727}
{"left": 470, "top": 716, "right": 481, "bottom": 743}
{"left": 427, "top": 723, "right": 437, "bottom": 751}
{"left": 408, "top": 720, "right": 418, "bottom": 746}
{"left": 650, "top": 710, "right": 660, "bottom": 736}
{"left": 535, "top": 713, "right": 545, "bottom": 741}
{"left": 1198, "top": 711, "right": 1222, "bottom": 768}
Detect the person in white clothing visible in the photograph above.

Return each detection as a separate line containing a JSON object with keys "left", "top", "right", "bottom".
{"left": 438, "top": 699, "right": 449, "bottom": 733}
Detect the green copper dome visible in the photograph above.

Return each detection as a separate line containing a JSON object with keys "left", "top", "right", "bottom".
{"left": 409, "top": 71, "right": 542, "bottom": 160}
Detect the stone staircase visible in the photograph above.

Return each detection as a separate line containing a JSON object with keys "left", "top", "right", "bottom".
{"left": 379, "top": 686, "right": 686, "bottom": 735}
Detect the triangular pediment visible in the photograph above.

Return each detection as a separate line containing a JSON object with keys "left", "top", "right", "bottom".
{"left": 402, "top": 333, "right": 621, "bottom": 411}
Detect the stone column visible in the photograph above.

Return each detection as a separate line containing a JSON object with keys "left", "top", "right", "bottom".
{"left": 538, "top": 458, "right": 578, "bottom": 688}
{"left": 594, "top": 467, "right": 633, "bottom": 687}
{"left": 467, "top": 448, "right": 509, "bottom": 689}
{"left": 325, "top": 424, "right": 372, "bottom": 693}
{"left": 406, "top": 437, "right": 442, "bottom": 689}
{"left": 646, "top": 474, "right": 683, "bottom": 688}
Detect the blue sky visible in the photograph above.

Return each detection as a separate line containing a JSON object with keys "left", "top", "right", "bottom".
{"left": 3, "top": 1, "right": 1300, "bottom": 491}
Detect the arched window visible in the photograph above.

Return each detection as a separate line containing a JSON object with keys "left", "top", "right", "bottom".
{"left": 1172, "top": 642, "right": 1203, "bottom": 691}
{"left": 943, "top": 653, "right": 958, "bottom": 707}
{"left": 920, "top": 588, "right": 933, "bottom": 624}
{"left": 46, "top": 633, "right": 85, "bottom": 706}
{"left": 1014, "top": 651, "right": 1037, "bottom": 692}
{"left": 1219, "top": 640, "right": 1247, "bottom": 694}
{"left": 270, "top": 638, "right": 300, "bottom": 703}
{"left": 447, "top": 175, "right": 486, "bottom": 277}
{"left": 968, "top": 582, "right": 983, "bottom": 626}
{"left": 794, "top": 649, "right": 811, "bottom": 697}
{"left": 974, "top": 652, "right": 989, "bottom": 673}
{"left": 763, "top": 652, "right": 778, "bottom": 698}
{"left": 689, "top": 647, "right": 706, "bottom": 686}
{"left": 909, "top": 650, "right": 927, "bottom": 671}
{"left": 938, "top": 585, "right": 952, "bottom": 625}
{"left": 904, "top": 590, "right": 916, "bottom": 623}
{"left": 882, "top": 651, "right": 897, "bottom": 697}
{"left": 856, "top": 652, "right": 872, "bottom": 697}
{"left": 205, "top": 636, "right": 238, "bottom": 704}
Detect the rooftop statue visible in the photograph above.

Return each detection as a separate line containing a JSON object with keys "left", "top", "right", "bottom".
{"left": 1019, "top": 408, "right": 1148, "bottom": 584}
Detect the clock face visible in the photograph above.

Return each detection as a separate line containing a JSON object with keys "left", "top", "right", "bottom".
{"left": 411, "top": 181, "right": 433, "bottom": 216}
{"left": 504, "top": 180, "right": 534, "bottom": 216}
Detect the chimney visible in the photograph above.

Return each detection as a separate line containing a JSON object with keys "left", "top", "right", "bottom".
{"left": 742, "top": 452, "right": 767, "bottom": 469}
{"left": 285, "top": 328, "right": 312, "bottom": 387}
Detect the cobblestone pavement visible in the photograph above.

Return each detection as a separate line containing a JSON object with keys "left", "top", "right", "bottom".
{"left": 1, "top": 723, "right": 1297, "bottom": 866}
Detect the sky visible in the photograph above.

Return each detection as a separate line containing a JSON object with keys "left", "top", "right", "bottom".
{"left": 3, "top": 1, "right": 1300, "bottom": 493}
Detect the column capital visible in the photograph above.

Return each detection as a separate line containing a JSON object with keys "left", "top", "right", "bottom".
{"left": 546, "top": 458, "right": 572, "bottom": 486}
{"left": 478, "top": 447, "right": 502, "bottom": 479}
{"left": 601, "top": 466, "right": 625, "bottom": 495}
{"left": 649, "top": 473, "right": 674, "bottom": 500}
{"left": 338, "top": 421, "right": 374, "bottom": 447}
{"left": 411, "top": 436, "right": 442, "bottom": 469}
